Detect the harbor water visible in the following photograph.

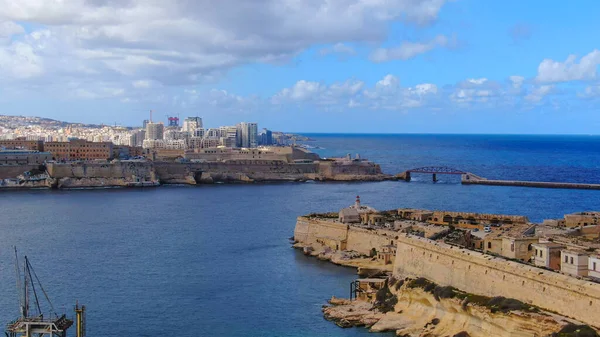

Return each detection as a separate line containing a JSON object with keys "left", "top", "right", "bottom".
{"left": 1, "top": 134, "right": 600, "bottom": 336}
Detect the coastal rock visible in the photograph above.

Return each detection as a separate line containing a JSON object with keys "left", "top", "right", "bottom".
{"left": 324, "top": 280, "right": 577, "bottom": 337}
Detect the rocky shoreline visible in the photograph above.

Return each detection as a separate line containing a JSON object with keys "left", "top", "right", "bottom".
{"left": 0, "top": 160, "right": 396, "bottom": 190}
{"left": 294, "top": 242, "right": 599, "bottom": 337}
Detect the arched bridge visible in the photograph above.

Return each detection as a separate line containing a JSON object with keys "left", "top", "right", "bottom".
{"left": 407, "top": 167, "right": 466, "bottom": 175}
{"left": 399, "top": 166, "right": 474, "bottom": 182}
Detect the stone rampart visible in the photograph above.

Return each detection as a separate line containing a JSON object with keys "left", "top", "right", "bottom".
{"left": 47, "top": 162, "right": 157, "bottom": 188}
{"left": 0, "top": 165, "right": 40, "bottom": 179}
{"left": 294, "top": 217, "right": 349, "bottom": 245}
{"left": 294, "top": 217, "right": 398, "bottom": 256}
{"left": 346, "top": 227, "right": 396, "bottom": 255}
{"left": 393, "top": 234, "right": 600, "bottom": 326}
{"left": 47, "top": 162, "right": 154, "bottom": 179}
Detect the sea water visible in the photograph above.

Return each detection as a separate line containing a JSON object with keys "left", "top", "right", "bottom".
{"left": 0, "top": 134, "right": 599, "bottom": 336}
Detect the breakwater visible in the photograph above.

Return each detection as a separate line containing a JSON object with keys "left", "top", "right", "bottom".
{"left": 461, "top": 174, "right": 600, "bottom": 190}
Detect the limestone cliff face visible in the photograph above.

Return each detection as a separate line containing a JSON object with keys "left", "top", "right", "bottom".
{"left": 54, "top": 177, "right": 159, "bottom": 188}
{"left": 324, "top": 283, "right": 571, "bottom": 337}
{"left": 380, "top": 285, "right": 563, "bottom": 337}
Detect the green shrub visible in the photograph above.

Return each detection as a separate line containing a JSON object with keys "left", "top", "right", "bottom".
{"left": 486, "top": 296, "right": 538, "bottom": 313}
{"left": 370, "top": 248, "right": 377, "bottom": 257}
{"left": 551, "top": 324, "right": 599, "bottom": 337}
{"left": 374, "top": 281, "right": 398, "bottom": 313}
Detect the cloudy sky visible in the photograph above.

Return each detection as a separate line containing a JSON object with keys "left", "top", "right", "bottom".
{"left": 1, "top": 0, "right": 600, "bottom": 133}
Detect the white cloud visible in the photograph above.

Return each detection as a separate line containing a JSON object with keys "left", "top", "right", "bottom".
{"left": 525, "top": 85, "right": 553, "bottom": 102}
{"left": 0, "top": 0, "right": 448, "bottom": 90}
{"left": 370, "top": 35, "right": 450, "bottom": 62}
{"left": 579, "top": 85, "right": 600, "bottom": 98}
{"left": 319, "top": 43, "right": 356, "bottom": 56}
{"left": 536, "top": 50, "right": 600, "bottom": 83}
{"left": 509, "top": 75, "right": 525, "bottom": 89}
{"left": 132, "top": 80, "right": 156, "bottom": 88}
{"left": 466, "top": 78, "right": 488, "bottom": 85}
{"left": 0, "top": 21, "right": 24, "bottom": 40}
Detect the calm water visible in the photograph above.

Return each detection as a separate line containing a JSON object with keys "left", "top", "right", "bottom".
{"left": 1, "top": 134, "right": 600, "bottom": 337}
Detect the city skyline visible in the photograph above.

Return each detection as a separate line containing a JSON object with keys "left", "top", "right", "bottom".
{"left": 1, "top": 1, "right": 600, "bottom": 134}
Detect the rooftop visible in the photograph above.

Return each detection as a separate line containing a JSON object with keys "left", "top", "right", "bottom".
{"left": 532, "top": 242, "right": 566, "bottom": 249}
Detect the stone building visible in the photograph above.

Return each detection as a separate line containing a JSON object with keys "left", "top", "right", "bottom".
{"left": 532, "top": 242, "right": 565, "bottom": 270}
{"left": 482, "top": 224, "right": 537, "bottom": 261}
{"left": 397, "top": 209, "right": 433, "bottom": 222}
{"left": 0, "top": 139, "right": 44, "bottom": 151}
{"left": 339, "top": 196, "right": 377, "bottom": 224}
{"left": 45, "top": 139, "right": 113, "bottom": 161}
{"left": 564, "top": 212, "right": 600, "bottom": 228}
{"left": 430, "top": 211, "right": 529, "bottom": 229}
{"left": 378, "top": 244, "right": 397, "bottom": 265}
{"left": 339, "top": 208, "right": 360, "bottom": 224}
{"left": 0, "top": 150, "right": 52, "bottom": 165}
{"left": 560, "top": 250, "right": 589, "bottom": 277}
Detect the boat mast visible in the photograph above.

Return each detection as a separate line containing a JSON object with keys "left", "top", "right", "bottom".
{"left": 14, "top": 247, "right": 23, "bottom": 319}
{"left": 23, "top": 256, "right": 28, "bottom": 318}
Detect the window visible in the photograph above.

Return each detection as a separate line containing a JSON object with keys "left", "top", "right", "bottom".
{"left": 594, "top": 262, "right": 597, "bottom": 271}
{"left": 487, "top": 242, "right": 492, "bottom": 249}
{"left": 570, "top": 257, "right": 574, "bottom": 264}
{"left": 564, "top": 255, "right": 568, "bottom": 263}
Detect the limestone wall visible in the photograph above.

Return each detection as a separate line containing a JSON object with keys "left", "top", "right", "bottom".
{"left": 393, "top": 234, "right": 600, "bottom": 326}
{"left": 293, "top": 217, "right": 348, "bottom": 245}
{"left": 346, "top": 227, "right": 396, "bottom": 255}
{"left": 294, "top": 217, "right": 398, "bottom": 256}
{"left": 0, "top": 165, "right": 39, "bottom": 179}
{"left": 47, "top": 162, "right": 154, "bottom": 179}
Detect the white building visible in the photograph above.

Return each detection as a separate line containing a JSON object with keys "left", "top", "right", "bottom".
{"left": 560, "top": 250, "right": 589, "bottom": 277}
{"left": 183, "top": 117, "right": 203, "bottom": 133}
{"left": 589, "top": 255, "right": 600, "bottom": 279}
{"left": 145, "top": 122, "right": 164, "bottom": 141}
{"left": 531, "top": 242, "right": 564, "bottom": 270}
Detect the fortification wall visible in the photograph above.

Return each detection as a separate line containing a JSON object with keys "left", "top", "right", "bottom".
{"left": 294, "top": 217, "right": 398, "bottom": 256}
{"left": 346, "top": 228, "right": 395, "bottom": 255}
{"left": 47, "top": 162, "right": 154, "bottom": 179}
{"left": 293, "top": 217, "right": 348, "bottom": 245}
{"left": 393, "top": 234, "right": 600, "bottom": 326}
{"left": 0, "top": 165, "right": 39, "bottom": 179}
{"left": 155, "top": 161, "right": 319, "bottom": 183}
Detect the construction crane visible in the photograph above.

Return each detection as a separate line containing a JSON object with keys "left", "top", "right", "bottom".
{"left": 6, "top": 248, "right": 86, "bottom": 337}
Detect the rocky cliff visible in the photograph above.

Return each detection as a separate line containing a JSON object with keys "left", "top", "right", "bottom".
{"left": 1, "top": 159, "right": 393, "bottom": 189}
{"left": 323, "top": 277, "right": 597, "bottom": 337}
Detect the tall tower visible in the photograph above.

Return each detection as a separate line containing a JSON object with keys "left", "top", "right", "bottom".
{"left": 237, "top": 122, "right": 258, "bottom": 148}
{"left": 146, "top": 122, "right": 164, "bottom": 140}
{"left": 183, "top": 117, "right": 203, "bottom": 133}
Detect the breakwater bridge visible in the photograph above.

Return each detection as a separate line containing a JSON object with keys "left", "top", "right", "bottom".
{"left": 397, "top": 166, "right": 600, "bottom": 190}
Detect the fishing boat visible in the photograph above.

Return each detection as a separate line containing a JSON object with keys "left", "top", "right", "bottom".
{"left": 6, "top": 248, "right": 86, "bottom": 337}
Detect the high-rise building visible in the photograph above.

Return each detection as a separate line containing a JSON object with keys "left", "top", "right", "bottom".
{"left": 183, "top": 117, "right": 203, "bottom": 133}
{"left": 248, "top": 123, "right": 258, "bottom": 148}
{"left": 259, "top": 128, "right": 273, "bottom": 146}
{"left": 142, "top": 119, "right": 150, "bottom": 129}
{"left": 146, "top": 122, "right": 164, "bottom": 141}
{"left": 236, "top": 122, "right": 258, "bottom": 148}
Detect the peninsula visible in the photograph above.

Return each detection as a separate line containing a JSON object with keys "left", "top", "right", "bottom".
{"left": 0, "top": 146, "right": 392, "bottom": 189}
{"left": 293, "top": 196, "right": 600, "bottom": 336}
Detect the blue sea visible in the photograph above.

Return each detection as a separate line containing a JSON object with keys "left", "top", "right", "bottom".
{"left": 1, "top": 134, "right": 600, "bottom": 337}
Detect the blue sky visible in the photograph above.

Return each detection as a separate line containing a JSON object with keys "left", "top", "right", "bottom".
{"left": 0, "top": 0, "right": 600, "bottom": 133}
